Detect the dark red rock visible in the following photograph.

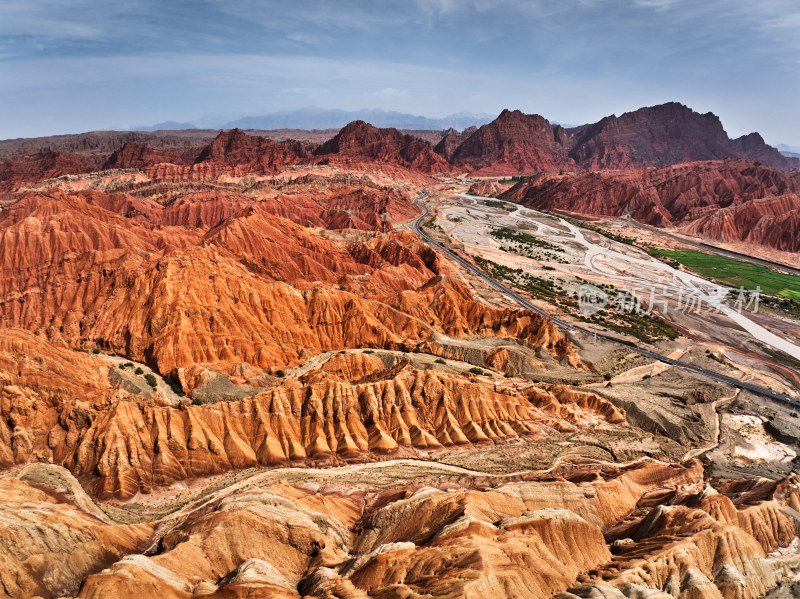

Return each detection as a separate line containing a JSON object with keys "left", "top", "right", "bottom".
{"left": 314, "top": 120, "right": 449, "bottom": 173}
{"left": 0, "top": 151, "right": 102, "bottom": 191}
{"left": 102, "top": 142, "right": 187, "bottom": 170}
{"left": 450, "top": 109, "right": 577, "bottom": 175}
{"left": 194, "top": 128, "right": 309, "bottom": 173}
{"left": 501, "top": 159, "right": 800, "bottom": 251}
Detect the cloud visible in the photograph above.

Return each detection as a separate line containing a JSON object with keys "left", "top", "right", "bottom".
{"left": 0, "top": 0, "right": 799, "bottom": 145}
{"left": 634, "top": 0, "right": 680, "bottom": 9}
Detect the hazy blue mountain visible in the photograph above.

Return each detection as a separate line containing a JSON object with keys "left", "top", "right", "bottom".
{"left": 777, "top": 143, "right": 800, "bottom": 158}
{"left": 223, "top": 107, "right": 494, "bottom": 131}
{"left": 135, "top": 108, "right": 493, "bottom": 132}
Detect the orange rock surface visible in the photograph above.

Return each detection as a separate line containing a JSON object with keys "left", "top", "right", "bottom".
{"left": 0, "top": 329, "right": 612, "bottom": 499}
{"left": 0, "top": 465, "right": 154, "bottom": 598}
{"left": 59, "top": 460, "right": 800, "bottom": 599}
{"left": 0, "top": 181, "right": 578, "bottom": 376}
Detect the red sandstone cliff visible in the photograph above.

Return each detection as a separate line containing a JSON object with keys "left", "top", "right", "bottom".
{"left": 450, "top": 109, "right": 577, "bottom": 175}
{"left": 501, "top": 159, "right": 800, "bottom": 251}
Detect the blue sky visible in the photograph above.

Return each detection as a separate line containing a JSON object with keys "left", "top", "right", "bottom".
{"left": 1, "top": 0, "right": 799, "bottom": 144}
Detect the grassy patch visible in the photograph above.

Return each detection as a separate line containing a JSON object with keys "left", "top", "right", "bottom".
{"left": 579, "top": 310, "right": 680, "bottom": 343}
{"left": 474, "top": 256, "right": 558, "bottom": 299}
{"left": 489, "top": 227, "right": 559, "bottom": 251}
{"left": 488, "top": 227, "right": 567, "bottom": 264}
{"left": 474, "top": 256, "right": 678, "bottom": 342}
{"left": 650, "top": 249, "right": 800, "bottom": 296}
{"left": 484, "top": 199, "right": 514, "bottom": 211}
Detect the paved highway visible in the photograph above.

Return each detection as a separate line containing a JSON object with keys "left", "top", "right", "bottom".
{"left": 412, "top": 189, "right": 800, "bottom": 409}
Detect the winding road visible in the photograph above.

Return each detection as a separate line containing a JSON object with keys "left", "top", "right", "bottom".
{"left": 412, "top": 188, "right": 800, "bottom": 409}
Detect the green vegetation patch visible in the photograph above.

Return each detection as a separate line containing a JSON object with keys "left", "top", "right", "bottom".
{"left": 579, "top": 310, "right": 680, "bottom": 343}
{"left": 484, "top": 199, "right": 513, "bottom": 211}
{"left": 650, "top": 249, "right": 800, "bottom": 296}
{"left": 474, "top": 256, "right": 558, "bottom": 298}
{"left": 489, "top": 227, "right": 560, "bottom": 251}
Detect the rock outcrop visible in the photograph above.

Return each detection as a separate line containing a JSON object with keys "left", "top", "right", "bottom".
{"left": 30, "top": 459, "right": 792, "bottom": 599}
{"left": 193, "top": 128, "right": 310, "bottom": 173}
{"left": 568, "top": 102, "right": 800, "bottom": 171}
{"left": 3, "top": 104, "right": 797, "bottom": 197}
{"left": 0, "top": 185, "right": 577, "bottom": 375}
{"left": 314, "top": 120, "right": 449, "bottom": 173}
{"left": 102, "top": 142, "right": 188, "bottom": 170}
{"left": 0, "top": 465, "right": 154, "bottom": 598}
{"left": 0, "top": 329, "right": 610, "bottom": 499}
{"left": 501, "top": 159, "right": 800, "bottom": 251}
{"left": 0, "top": 151, "right": 102, "bottom": 191}
{"left": 450, "top": 109, "right": 577, "bottom": 175}
{"left": 434, "top": 126, "right": 476, "bottom": 161}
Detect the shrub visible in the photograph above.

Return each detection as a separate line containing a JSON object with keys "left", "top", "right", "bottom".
{"left": 192, "top": 398, "right": 203, "bottom": 406}
{"left": 363, "top": 349, "right": 375, "bottom": 354}
{"left": 134, "top": 367, "right": 144, "bottom": 375}
{"left": 435, "top": 358, "right": 446, "bottom": 364}
{"left": 123, "top": 362, "right": 134, "bottom": 369}
{"left": 468, "top": 367, "right": 484, "bottom": 375}
{"left": 275, "top": 369, "right": 285, "bottom": 378}
{"left": 504, "top": 373, "right": 513, "bottom": 378}
{"left": 144, "top": 374, "right": 157, "bottom": 388}
{"left": 163, "top": 375, "right": 185, "bottom": 397}
{"left": 603, "top": 373, "right": 612, "bottom": 381}
{"left": 92, "top": 348, "right": 100, "bottom": 355}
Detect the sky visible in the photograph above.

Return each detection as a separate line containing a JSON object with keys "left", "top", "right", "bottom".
{"left": 1, "top": 0, "right": 799, "bottom": 144}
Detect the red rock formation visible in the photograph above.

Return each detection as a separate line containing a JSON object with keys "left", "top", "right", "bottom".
{"left": 433, "top": 126, "right": 476, "bottom": 161}
{"left": 0, "top": 328, "right": 609, "bottom": 499}
{"left": 451, "top": 109, "right": 577, "bottom": 175}
{"left": 193, "top": 128, "right": 309, "bottom": 174}
{"left": 314, "top": 120, "right": 449, "bottom": 173}
{"left": 0, "top": 151, "right": 102, "bottom": 191}
{"left": 0, "top": 466, "right": 155, "bottom": 598}
{"left": 102, "top": 142, "right": 187, "bottom": 170}
{"left": 569, "top": 102, "right": 736, "bottom": 169}
{"left": 71, "top": 459, "right": 799, "bottom": 599}
{"left": 502, "top": 159, "right": 800, "bottom": 251}
{"left": 568, "top": 102, "right": 800, "bottom": 171}
{"left": 0, "top": 130, "right": 215, "bottom": 161}
{"left": 730, "top": 132, "right": 800, "bottom": 171}
{"left": 318, "top": 351, "right": 385, "bottom": 381}
{"left": 0, "top": 185, "right": 577, "bottom": 376}
{"left": 2, "top": 103, "right": 797, "bottom": 194}
{"left": 467, "top": 179, "right": 515, "bottom": 196}
{"left": 679, "top": 193, "right": 800, "bottom": 253}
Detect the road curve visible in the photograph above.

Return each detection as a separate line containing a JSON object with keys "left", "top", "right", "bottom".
{"left": 412, "top": 188, "right": 800, "bottom": 409}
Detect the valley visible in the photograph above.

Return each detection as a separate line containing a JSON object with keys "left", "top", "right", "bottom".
{"left": 0, "top": 106, "right": 799, "bottom": 599}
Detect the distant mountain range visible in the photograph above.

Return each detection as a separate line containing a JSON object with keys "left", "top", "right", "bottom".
{"left": 134, "top": 107, "right": 495, "bottom": 132}
{"left": 778, "top": 144, "right": 800, "bottom": 158}
{"left": 3, "top": 102, "right": 800, "bottom": 257}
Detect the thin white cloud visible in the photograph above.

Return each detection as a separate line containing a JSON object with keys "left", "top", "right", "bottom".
{"left": 635, "top": 0, "right": 680, "bottom": 9}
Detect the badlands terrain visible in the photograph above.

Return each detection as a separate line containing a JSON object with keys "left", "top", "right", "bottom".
{"left": 1, "top": 103, "right": 800, "bottom": 599}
